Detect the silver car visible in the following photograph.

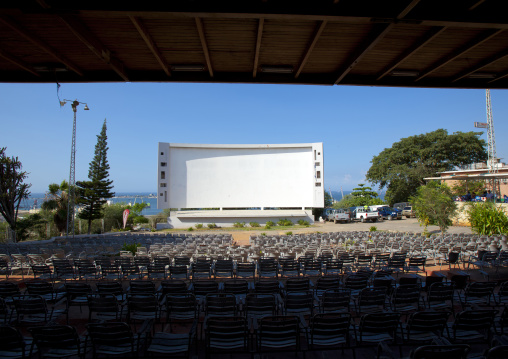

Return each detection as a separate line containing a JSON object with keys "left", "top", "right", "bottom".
{"left": 402, "top": 206, "right": 415, "bottom": 218}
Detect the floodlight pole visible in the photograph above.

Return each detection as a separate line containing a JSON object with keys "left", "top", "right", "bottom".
{"left": 61, "top": 99, "right": 89, "bottom": 238}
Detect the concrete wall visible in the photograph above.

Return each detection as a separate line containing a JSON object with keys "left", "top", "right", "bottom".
{"left": 157, "top": 143, "right": 324, "bottom": 209}
{"left": 156, "top": 209, "right": 315, "bottom": 229}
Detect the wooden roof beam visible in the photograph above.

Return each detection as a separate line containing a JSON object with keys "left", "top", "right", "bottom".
{"left": 295, "top": 20, "right": 327, "bottom": 79}
{"left": 0, "top": 15, "right": 83, "bottom": 76}
{"left": 334, "top": 0, "right": 421, "bottom": 84}
{"left": 0, "top": 47, "right": 40, "bottom": 77}
{"left": 377, "top": 26, "right": 447, "bottom": 81}
{"left": 58, "top": 14, "right": 129, "bottom": 81}
{"left": 195, "top": 17, "right": 214, "bottom": 78}
{"left": 334, "top": 23, "right": 393, "bottom": 85}
{"left": 252, "top": 18, "right": 264, "bottom": 78}
{"left": 72, "top": 9, "right": 508, "bottom": 30}
{"left": 468, "top": 0, "right": 488, "bottom": 11}
{"left": 129, "top": 16, "right": 171, "bottom": 76}
{"left": 415, "top": 29, "right": 504, "bottom": 82}
{"left": 488, "top": 70, "right": 508, "bottom": 84}
{"left": 452, "top": 47, "right": 508, "bottom": 83}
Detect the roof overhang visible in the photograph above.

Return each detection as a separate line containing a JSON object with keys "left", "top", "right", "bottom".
{"left": 1, "top": 1, "right": 508, "bottom": 88}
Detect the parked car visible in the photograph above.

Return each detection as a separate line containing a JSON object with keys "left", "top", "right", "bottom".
{"left": 393, "top": 202, "right": 411, "bottom": 211}
{"left": 350, "top": 207, "right": 380, "bottom": 223}
{"left": 322, "top": 208, "right": 351, "bottom": 223}
{"left": 402, "top": 206, "right": 415, "bottom": 218}
{"left": 390, "top": 207, "right": 403, "bottom": 220}
{"left": 377, "top": 207, "right": 398, "bottom": 220}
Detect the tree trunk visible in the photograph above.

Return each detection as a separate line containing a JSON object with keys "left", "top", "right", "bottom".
{"left": 87, "top": 218, "right": 92, "bottom": 235}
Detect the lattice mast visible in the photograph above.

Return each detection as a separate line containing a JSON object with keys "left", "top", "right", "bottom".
{"left": 66, "top": 101, "right": 78, "bottom": 238}
{"left": 486, "top": 89, "right": 497, "bottom": 173}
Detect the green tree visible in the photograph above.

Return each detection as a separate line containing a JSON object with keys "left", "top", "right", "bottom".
{"left": 15, "top": 213, "right": 46, "bottom": 241}
{"left": 332, "top": 186, "right": 385, "bottom": 209}
{"left": 366, "top": 129, "right": 487, "bottom": 205}
{"left": 102, "top": 203, "right": 126, "bottom": 231}
{"left": 77, "top": 119, "right": 115, "bottom": 234}
{"left": 410, "top": 181, "right": 458, "bottom": 235}
{"left": 350, "top": 184, "right": 379, "bottom": 206}
{"left": 0, "top": 147, "right": 31, "bottom": 241}
{"left": 41, "top": 180, "right": 70, "bottom": 235}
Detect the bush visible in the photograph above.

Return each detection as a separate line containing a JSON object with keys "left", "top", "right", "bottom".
{"left": 133, "top": 216, "right": 149, "bottom": 224}
{"left": 265, "top": 225, "right": 271, "bottom": 229}
{"left": 187, "top": 227, "right": 194, "bottom": 231}
{"left": 286, "top": 231, "right": 293, "bottom": 235}
{"left": 249, "top": 222, "right": 260, "bottom": 227}
{"left": 207, "top": 223, "right": 217, "bottom": 229}
{"left": 297, "top": 219, "right": 309, "bottom": 226}
{"left": 195, "top": 223, "right": 203, "bottom": 229}
{"left": 233, "top": 222, "right": 245, "bottom": 228}
{"left": 122, "top": 242, "right": 140, "bottom": 255}
{"left": 277, "top": 219, "right": 293, "bottom": 226}
{"left": 260, "top": 232, "right": 266, "bottom": 236}
{"left": 369, "top": 226, "right": 377, "bottom": 232}
{"left": 466, "top": 202, "right": 508, "bottom": 235}
{"left": 265, "top": 221, "right": 275, "bottom": 227}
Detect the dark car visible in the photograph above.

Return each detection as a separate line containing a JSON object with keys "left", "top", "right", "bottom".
{"left": 390, "top": 207, "right": 403, "bottom": 220}
{"left": 377, "top": 207, "right": 398, "bottom": 220}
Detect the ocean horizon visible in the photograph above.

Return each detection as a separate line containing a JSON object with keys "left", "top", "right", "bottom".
{"left": 21, "top": 189, "right": 384, "bottom": 215}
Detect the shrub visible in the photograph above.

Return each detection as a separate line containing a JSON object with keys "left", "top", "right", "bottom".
{"left": 466, "top": 202, "right": 508, "bottom": 235}
{"left": 122, "top": 242, "right": 140, "bottom": 255}
{"left": 265, "top": 225, "right": 271, "bottom": 229}
{"left": 265, "top": 221, "right": 275, "bottom": 227}
{"left": 277, "top": 219, "right": 293, "bottom": 226}
{"left": 260, "top": 232, "right": 266, "bottom": 236}
{"left": 207, "top": 223, "right": 217, "bottom": 229}
{"left": 249, "top": 222, "right": 260, "bottom": 227}
{"left": 133, "top": 216, "right": 149, "bottom": 224}
{"left": 286, "top": 231, "right": 293, "bottom": 235}
{"left": 195, "top": 223, "right": 203, "bottom": 229}
{"left": 233, "top": 222, "right": 245, "bottom": 228}
{"left": 187, "top": 227, "right": 194, "bottom": 231}
{"left": 297, "top": 219, "right": 309, "bottom": 226}
{"left": 369, "top": 226, "right": 377, "bottom": 232}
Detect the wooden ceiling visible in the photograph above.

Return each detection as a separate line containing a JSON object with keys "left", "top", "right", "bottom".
{"left": 1, "top": 0, "right": 508, "bottom": 88}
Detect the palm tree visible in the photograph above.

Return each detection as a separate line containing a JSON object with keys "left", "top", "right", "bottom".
{"left": 41, "top": 180, "right": 69, "bottom": 235}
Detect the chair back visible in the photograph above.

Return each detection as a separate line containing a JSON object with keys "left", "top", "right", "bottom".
{"left": 321, "top": 288, "right": 351, "bottom": 313}
{"left": 411, "top": 344, "right": 469, "bottom": 359}
{"left": 309, "top": 313, "right": 351, "bottom": 347}
{"left": 205, "top": 293, "right": 237, "bottom": 317}
{"left": 30, "top": 325, "right": 82, "bottom": 357}
{"left": 205, "top": 316, "right": 248, "bottom": 352}
{"left": 258, "top": 315, "right": 300, "bottom": 351}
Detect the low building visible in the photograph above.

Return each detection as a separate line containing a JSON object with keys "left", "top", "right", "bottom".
{"left": 426, "top": 160, "right": 508, "bottom": 199}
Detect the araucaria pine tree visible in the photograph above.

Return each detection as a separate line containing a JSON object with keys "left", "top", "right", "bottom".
{"left": 77, "top": 119, "right": 114, "bottom": 234}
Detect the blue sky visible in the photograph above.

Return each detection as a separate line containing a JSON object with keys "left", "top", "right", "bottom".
{"left": 1, "top": 82, "right": 507, "bottom": 194}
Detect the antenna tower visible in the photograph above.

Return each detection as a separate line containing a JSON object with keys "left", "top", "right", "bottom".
{"left": 67, "top": 101, "right": 78, "bottom": 238}
{"left": 486, "top": 89, "right": 497, "bottom": 173}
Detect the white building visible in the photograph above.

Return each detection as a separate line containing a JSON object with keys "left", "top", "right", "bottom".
{"left": 157, "top": 142, "right": 324, "bottom": 228}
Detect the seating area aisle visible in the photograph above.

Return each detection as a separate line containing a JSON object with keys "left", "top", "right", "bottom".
{"left": 1, "top": 230, "right": 508, "bottom": 358}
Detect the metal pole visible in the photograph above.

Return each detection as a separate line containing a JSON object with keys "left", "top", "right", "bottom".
{"left": 66, "top": 101, "right": 78, "bottom": 238}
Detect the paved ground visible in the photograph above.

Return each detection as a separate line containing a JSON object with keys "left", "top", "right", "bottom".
{"left": 194, "top": 218, "right": 474, "bottom": 246}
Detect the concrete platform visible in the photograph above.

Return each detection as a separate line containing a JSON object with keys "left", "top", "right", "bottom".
{"left": 159, "top": 209, "right": 314, "bottom": 229}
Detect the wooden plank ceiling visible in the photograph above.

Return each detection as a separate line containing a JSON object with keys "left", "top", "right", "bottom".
{"left": 1, "top": 0, "right": 508, "bottom": 88}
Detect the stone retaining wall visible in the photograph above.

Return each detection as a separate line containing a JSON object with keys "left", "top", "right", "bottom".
{"left": 452, "top": 201, "right": 508, "bottom": 226}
